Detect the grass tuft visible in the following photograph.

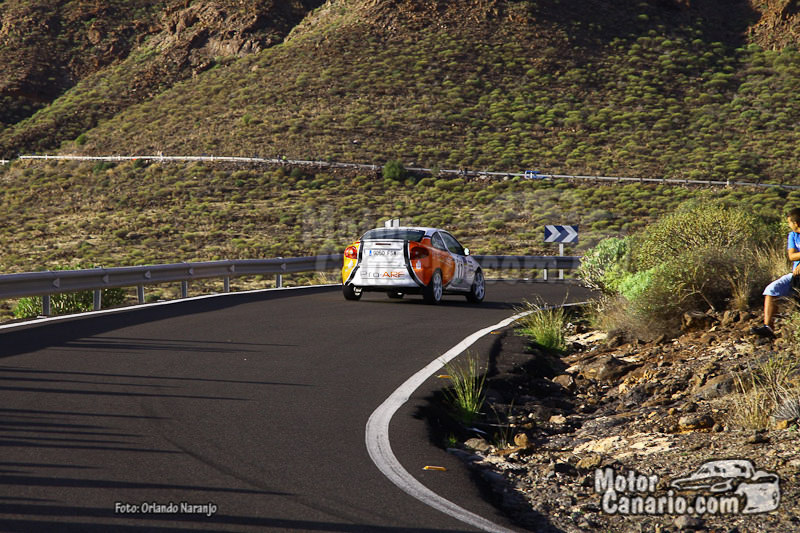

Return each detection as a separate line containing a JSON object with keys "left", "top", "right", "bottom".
{"left": 516, "top": 301, "right": 568, "bottom": 352}
{"left": 442, "top": 353, "right": 486, "bottom": 425}
{"left": 729, "top": 350, "right": 800, "bottom": 430}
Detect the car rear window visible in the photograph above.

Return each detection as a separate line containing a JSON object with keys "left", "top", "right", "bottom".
{"left": 362, "top": 228, "right": 426, "bottom": 241}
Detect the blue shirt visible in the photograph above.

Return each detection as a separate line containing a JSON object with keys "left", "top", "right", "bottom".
{"left": 789, "top": 232, "right": 800, "bottom": 269}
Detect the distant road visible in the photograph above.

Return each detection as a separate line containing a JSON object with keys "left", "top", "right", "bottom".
{"left": 15, "top": 154, "right": 798, "bottom": 190}
{"left": 0, "top": 282, "right": 592, "bottom": 532}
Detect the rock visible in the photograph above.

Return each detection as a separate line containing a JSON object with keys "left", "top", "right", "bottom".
{"left": 682, "top": 310, "right": 717, "bottom": 331}
{"left": 513, "top": 433, "right": 530, "bottom": 448}
{"left": 674, "top": 515, "right": 704, "bottom": 530}
{"left": 464, "top": 437, "right": 491, "bottom": 453}
{"left": 774, "top": 419, "right": 792, "bottom": 430}
{"left": 604, "top": 330, "right": 626, "bottom": 348}
{"left": 552, "top": 462, "right": 578, "bottom": 476}
{"left": 721, "top": 309, "right": 742, "bottom": 327}
{"left": 528, "top": 405, "right": 553, "bottom": 421}
{"left": 576, "top": 454, "right": 603, "bottom": 470}
{"left": 575, "top": 435, "right": 625, "bottom": 454}
{"left": 678, "top": 413, "right": 715, "bottom": 431}
{"left": 552, "top": 374, "right": 575, "bottom": 389}
{"left": 580, "top": 355, "right": 639, "bottom": 382}
{"left": 699, "top": 332, "right": 718, "bottom": 344}
{"left": 746, "top": 431, "right": 769, "bottom": 444}
{"left": 693, "top": 374, "right": 735, "bottom": 400}
{"left": 549, "top": 414, "right": 567, "bottom": 424}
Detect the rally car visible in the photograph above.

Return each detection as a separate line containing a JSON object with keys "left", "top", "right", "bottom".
{"left": 341, "top": 226, "right": 485, "bottom": 304}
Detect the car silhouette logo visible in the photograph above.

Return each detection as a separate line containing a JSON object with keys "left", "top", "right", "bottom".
{"left": 670, "top": 459, "right": 780, "bottom": 514}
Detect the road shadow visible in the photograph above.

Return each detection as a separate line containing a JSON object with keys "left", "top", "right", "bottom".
{"left": 0, "top": 503, "right": 476, "bottom": 532}
{"left": 0, "top": 286, "right": 337, "bottom": 359}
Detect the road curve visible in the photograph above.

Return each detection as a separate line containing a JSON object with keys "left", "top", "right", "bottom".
{"left": 0, "top": 282, "right": 592, "bottom": 532}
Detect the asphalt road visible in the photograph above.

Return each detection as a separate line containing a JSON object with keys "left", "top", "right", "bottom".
{"left": 0, "top": 281, "right": 592, "bottom": 532}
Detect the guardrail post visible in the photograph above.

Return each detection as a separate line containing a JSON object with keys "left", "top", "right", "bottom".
{"left": 137, "top": 285, "right": 145, "bottom": 304}
{"left": 93, "top": 289, "right": 102, "bottom": 311}
{"left": 275, "top": 274, "right": 282, "bottom": 288}
{"left": 223, "top": 276, "right": 230, "bottom": 293}
{"left": 543, "top": 268, "right": 548, "bottom": 282}
{"left": 42, "top": 295, "right": 51, "bottom": 316}
{"left": 181, "top": 281, "right": 188, "bottom": 298}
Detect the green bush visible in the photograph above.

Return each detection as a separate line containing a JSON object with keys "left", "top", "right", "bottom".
{"left": 633, "top": 200, "right": 769, "bottom": 270}
{"left": 616, "top": 268, "right": 655, "bottom": 303}
{"left": 14, "top": 288, "right": 126, "bottom": 319}
{"left": 576, "top": 236, "right": 631, "bottom": 294}
{"left": 382, "top": 159, "right": 407, "bottom": 181}
{"left": 587, "top": 201, "right": 777, "bottom": 336}
{"left": 434, "top": 178, "right": 462, "bottom": 191}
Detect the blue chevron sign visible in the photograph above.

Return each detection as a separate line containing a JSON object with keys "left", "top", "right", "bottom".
{"left": 544, "top": 225, "right": 579, "bottom": 243}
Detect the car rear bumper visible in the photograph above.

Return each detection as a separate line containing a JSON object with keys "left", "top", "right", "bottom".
{"left": 350, "top": 269, "right": 420, "bottom": 288}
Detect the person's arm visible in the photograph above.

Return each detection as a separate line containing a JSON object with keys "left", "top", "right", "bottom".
{"left": 791, "top": 248, "right": 800, "bottom": 275}
{"left": 789, "top": 233, "right": 800, "bottom": 274}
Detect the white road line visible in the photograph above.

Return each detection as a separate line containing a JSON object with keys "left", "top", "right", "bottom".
{"left": 365, "top": 302, "right": 588, "bottom": 532}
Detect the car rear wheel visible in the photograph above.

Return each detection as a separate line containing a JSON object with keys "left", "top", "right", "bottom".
{"left": 388, "top": 291, "right": 404, "bottom": 299}
{"left": 423, "top": 269, "right": 443, "bottom": 304}
{"left": 466, "top": 269, "right": 485, "bottom": 303}
{"left": 343, "top": 284, "right": 362, "bottom": 301}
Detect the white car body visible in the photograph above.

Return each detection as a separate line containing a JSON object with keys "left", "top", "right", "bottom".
{"left": 341, "top": 226, "right": 485, "bottom": 304}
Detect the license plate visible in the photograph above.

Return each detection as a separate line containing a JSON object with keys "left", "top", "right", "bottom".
{"left": 369, "top": 250, "right": 399, "bottom": 256}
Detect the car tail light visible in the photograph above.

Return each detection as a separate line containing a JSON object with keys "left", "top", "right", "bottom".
{"left": 344, "top": 246, "right": 358, "bottom": 259}
{"left": 410, "top": 245, "right": 429, "bottom": 260}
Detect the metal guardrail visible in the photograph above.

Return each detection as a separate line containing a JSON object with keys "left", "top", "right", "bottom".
{"left": 13, "top": 154, "right": 798, "bottom": 190}
{"left": 0, "top": 254, "right": 580, "bottom": 316}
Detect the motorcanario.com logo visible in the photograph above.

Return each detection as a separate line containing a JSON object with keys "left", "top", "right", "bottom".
{"left": 595, "top": 459, "right": 781, "bottom": 516}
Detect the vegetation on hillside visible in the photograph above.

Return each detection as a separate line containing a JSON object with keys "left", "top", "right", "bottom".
{"left": 1, "top": 0, "right": 797, "bottom": 183}
{"left": 576, "top": 198, "right": 800, "bottom": 439}
{"left": 0, "top": 0, "right": 325, "bottom": 155}
{"left": 580, "top": 200, "right": 786, "bottom": 337}
{"left": 0, "top": 0, "right": 165, "bottom": 129}
{"left": 1, "top": 0, "right": 800, "bottom": 320}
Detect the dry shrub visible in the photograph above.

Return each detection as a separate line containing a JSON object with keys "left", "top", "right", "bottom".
{"left": 589, "top": 295, "right": 677, "bottom": 341}
{"left": 728, "top": 350, "right": 800, "bottom": 430}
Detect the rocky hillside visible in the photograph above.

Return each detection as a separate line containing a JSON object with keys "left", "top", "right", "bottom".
{"left": 0, "top": 0, "right": 161, "bottom": 128}
{"left": 749, "top": 0, "right": 800, "bottom": 50}
{"left": 0, "top": 0, "right": 798, "bottom": 182}
{"left": 0, "top": 0, "right": 324, "bottom": 153}
{"left": 448, "top": 308, "right": 800, "bottom": 532}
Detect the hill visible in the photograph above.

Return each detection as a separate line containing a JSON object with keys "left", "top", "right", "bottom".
{"left": 0, "top": 0, "right": 325, "bottom": 154}
{"left": 1, "top": 0, "right": 798, "bottom": 182}
{"left": 1, "top": 0, "right": 800, "bottom": 319}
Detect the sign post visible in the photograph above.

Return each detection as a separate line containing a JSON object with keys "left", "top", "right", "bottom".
{"left": 544, "top": 225, "right": 578, "bottom": 280}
